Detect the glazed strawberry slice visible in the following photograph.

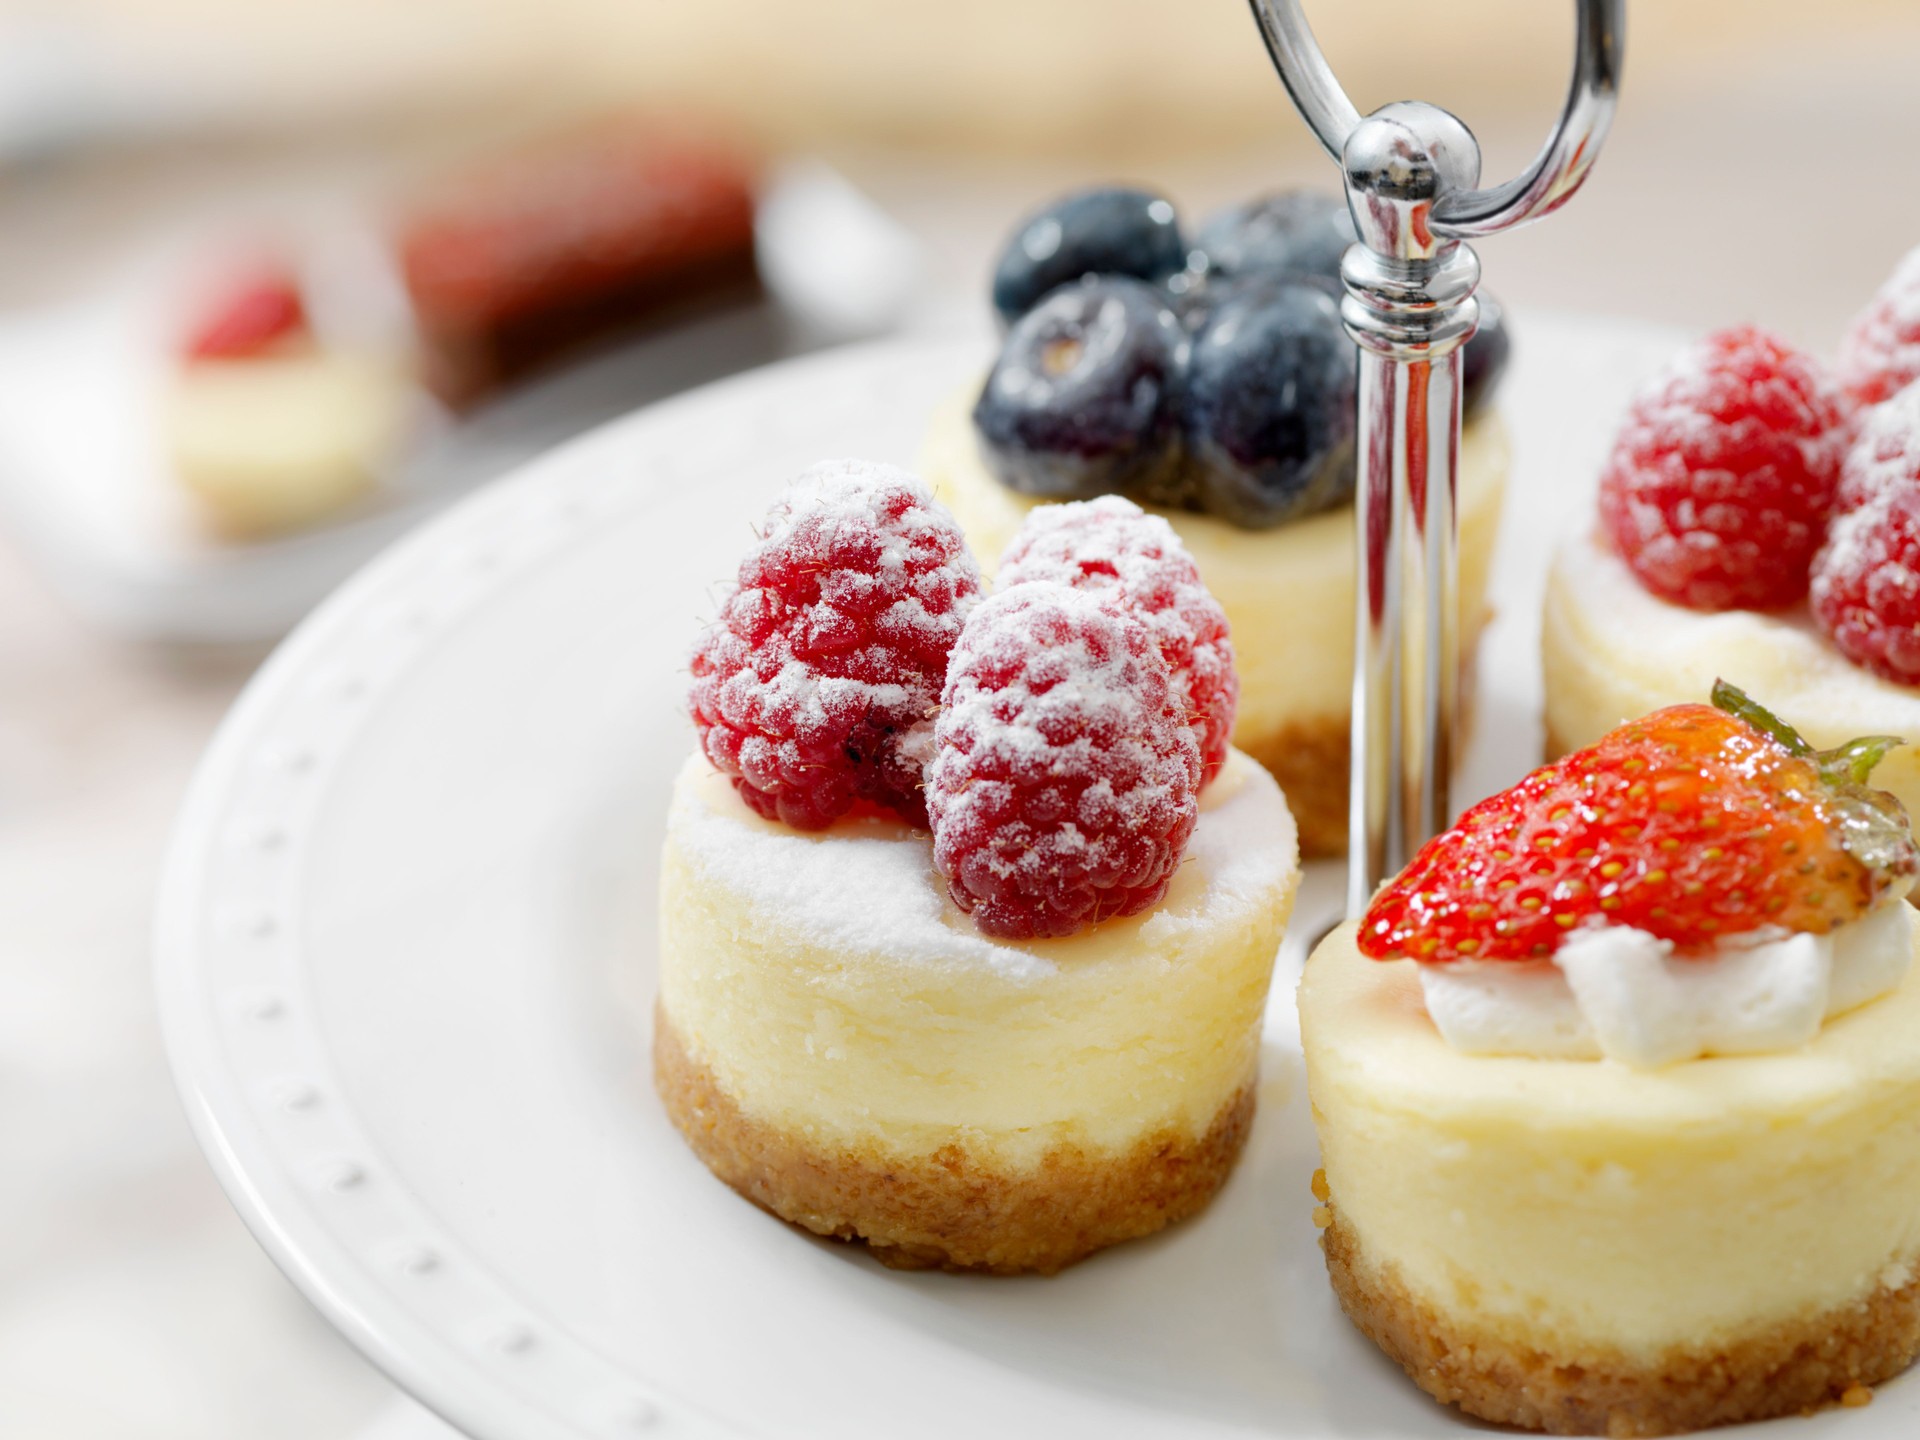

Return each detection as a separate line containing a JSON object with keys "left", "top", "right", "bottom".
{"left": 1361, "top": 682, "right": 1916, "bottom": 964}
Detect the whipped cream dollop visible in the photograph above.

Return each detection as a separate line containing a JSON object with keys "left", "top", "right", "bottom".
{"left": 1420, "top": 897, "right": 1915, "bottom": 1068}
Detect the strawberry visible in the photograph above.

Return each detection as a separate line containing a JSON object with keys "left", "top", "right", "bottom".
{"left": 182, "top": 268, "right": 309, "bottom": 362}
{"left": 1360, "top": 682, "right": 1916, "bottom": 964}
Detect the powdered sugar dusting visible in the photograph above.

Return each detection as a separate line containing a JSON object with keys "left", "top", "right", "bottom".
{"left": 1838, "top": 246, "right": 1920, "bottom": 407}
{"left": 937, "top": 584, "right": 1174, "bottom": 780}
{"left": 997, "top": 495, "right": 1238, "bottom": 783}
{"left": 668, "top": 749, "right": 1293, "bottom": 981}
{"left": 1811, "top": 386, "right": 1920, "bottom": 682}
{"left": 1556, "top": 529, "right": 1920, "bottom": 724}
{"left": 1599, "top": 326, "right": 1847, "bottom": 611}
{"left": 689, "top": 459, "right": 982, "bottom": 828}
{"left": 1835, "top": 380, "right": 1920, "bottom": 513}
{"left": 927, "top": 582, "right": 1202, "bottom": 938}
{"left": 1818, "top": 387, "right": 1920, "bottom": 591}
{"left": 751, "top": 459, "right": 979, "bottom": 664}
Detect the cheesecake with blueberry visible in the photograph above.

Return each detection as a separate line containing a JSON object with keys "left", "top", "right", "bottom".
{"left": 1301, "top": 684, "right": 1920, "bottom": 1435}
{"left": 655, "top": 463, "right": 1299, "bottom": 1274}
{"left": 922, "top": 185, "right": 1512, "bottom": 856}
{"left": 1545, "top": 267, "right": 1920, "bottom": 828}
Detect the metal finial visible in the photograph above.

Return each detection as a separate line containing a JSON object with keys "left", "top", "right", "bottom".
{"left": 1247, "top": 0, "right": 1623, "bottom": 916}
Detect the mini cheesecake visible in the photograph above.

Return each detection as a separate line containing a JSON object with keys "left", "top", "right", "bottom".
{"left": 166, "top": 266, "right": 415, "bottom": 539}
{"left": 1545, "top": 321, "right": 1920, "bottom": 837}
{"left": 166, "top": 350, "right": 412, "bottom": 538}
{"left": 1542, "top": 529, "right": 1920, "bottom": 822}
{"left": 1301, "top": 910, "right": 1920, "bottom": 1436}
{"left": 655, "top": 748, "right": 1298, "bottom": 1274}
{"left": 1299, "top": 687, "right": 1920, "bottom": 1434}
{"left": 942, "top": 182, "right": 1514, "bottom": 858}
{"left": 922, "top": 391, "right": 1509, "bottom": 856}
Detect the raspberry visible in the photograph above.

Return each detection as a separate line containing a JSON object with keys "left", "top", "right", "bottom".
{"left": 1812, "top": 385, "right": 1920, "bottom": 683}
{"left": 1832, "top": 375, "right": 1920, "bottom": 518}
{"left": 1837, "top": 246, "right": 1920, "bottom": 409}
{"left": 689, "top": 460, "right": 982, "bottom": 829}
{"left": 997, "top": 496, "right": 1238, "bottom": 785}
{"left": 1598, "top": 325, "right": 1848, "bottom": 611}
{"left": 928, "top": 583, "right": 1200, "bottom": 939}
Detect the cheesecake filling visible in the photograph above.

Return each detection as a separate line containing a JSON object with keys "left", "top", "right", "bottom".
{"left": 1420, "top": 893, "right": 1915, "bottom": 1068}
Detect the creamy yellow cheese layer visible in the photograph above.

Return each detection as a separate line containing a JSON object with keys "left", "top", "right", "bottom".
{"left": 166, "top": 352, "right": 412, "bottom": 537}
{"left": 919, "top": 385, "right": 1510, "bottom": 742}
{"left": 1542, "top": 529, "right": 1920, "bottom": 820}
{"left": 1299, "top": 916, "right": 1920, "bottom": 1358}
{"left": 657, "top": 750, "right": 1299, "bottom": 1169}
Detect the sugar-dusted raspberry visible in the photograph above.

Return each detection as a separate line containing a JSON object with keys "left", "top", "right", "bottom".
{"left": 689, "top": 460, "right": 982, "bottom": 829}
{"left": 1838, "top": 246, "right": 1920, "bottom": 409}
{"left": 1811, "top": 384, "right": 1920, "bottom": 683}
{"left": 928, "top": 582, "right": 1200, "bottom": 940}
{"left": 1598, "top": 325, "right": 1848, "bottom": 611}
{"left": 997, "top": 496, "right": 1238, "bottom": 785}
{"left": 1832, "top": 374, "right": 1920, "bottom": 514}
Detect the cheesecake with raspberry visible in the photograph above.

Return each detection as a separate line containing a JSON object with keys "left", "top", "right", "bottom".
{"left": 1545, "top": 292, "right": 1920, "bottom": 830}
{"left": 923, "top": 185, "right": 1511, "bottom": 857}
{"left": 656, "top": 466, "right": 1299, "bottom": 1273}
{"left": 1300, "top": 685, "right": 1920, "bottom": 1435}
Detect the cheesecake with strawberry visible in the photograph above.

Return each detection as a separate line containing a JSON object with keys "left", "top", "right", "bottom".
{"left": 1300, "top": 684, "right": 1920, "bottom": 1435}
{"left": 1544, "top": 263, "right": 1920, "bottom": 828}
{"left": 921, "top": 185, "right": 1512, "bottom": 856}
{"left": 164, "top": 262, "right": 418, "bottom": 538}
{"left": 655, "top": 464, "right": 1299, "bottom": 1273}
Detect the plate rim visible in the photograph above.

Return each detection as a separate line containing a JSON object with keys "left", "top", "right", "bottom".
{"left": 156, "top": 314, "right": 1772, "bottom": 1440}
{"left": 153, "top": 332, "right": 982, "bottom": 1440}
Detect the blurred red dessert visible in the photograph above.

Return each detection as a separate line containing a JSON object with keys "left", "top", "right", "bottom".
{"left": 396, "top": 121, "right": 761, "bottom": 405}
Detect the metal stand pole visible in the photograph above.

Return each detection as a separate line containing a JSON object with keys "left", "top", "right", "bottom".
{"left": 1248, "top": 0, "right": 1623, "bottom": 914}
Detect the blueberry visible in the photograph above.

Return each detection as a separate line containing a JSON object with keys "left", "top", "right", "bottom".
{"left": 1193, "top": 191, "right": 1354, "bottom": 287}
{"left": 1183, "top": 277, "right": 1357, "bottom": 528}
{"left": 1462, "top": 291, "right": 1512, "bottom": 421}
{"left": 973, "top": 277, "right": 1186, "bottom": 500}
{"left": 991, "top": 187, "right": 1187, "bottom": 326}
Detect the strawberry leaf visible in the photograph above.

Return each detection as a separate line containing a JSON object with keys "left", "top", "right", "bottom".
{"left": 1817, "top": 735, "right": 1906, "bottom": 787}
{"left": 1709, "top": 678, "right": 1814, "bottom": 755}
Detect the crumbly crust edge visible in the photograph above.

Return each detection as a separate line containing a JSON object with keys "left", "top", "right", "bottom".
{"left": 1321, "top": 1208, "right": 1920, "bottom": 1436}
{"left": 653, "top": 1004, "right": 1255, "bottom": 1275}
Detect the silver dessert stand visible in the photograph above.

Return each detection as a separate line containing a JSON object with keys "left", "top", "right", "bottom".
{"left": 326, "top": 14, "right": 1626, "bottom": 1437}
{"left": 1249, "top": 0, "right": 1623, "bottom": 913}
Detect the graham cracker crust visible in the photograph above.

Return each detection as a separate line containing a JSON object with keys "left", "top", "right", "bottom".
{"left": 1321, "top": 1209, "right": 1920, "bottom": 1436}
{"left": 654, "top": 1005, "right": 1255, "bottom": 1275}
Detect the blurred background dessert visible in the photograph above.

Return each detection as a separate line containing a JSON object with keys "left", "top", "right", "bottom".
{"left": 4, "top": 2, "right": 1920, "bottom": 1435}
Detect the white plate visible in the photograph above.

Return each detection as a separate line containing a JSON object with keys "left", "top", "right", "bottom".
{"left": 158, "top": 321, "right": 1920, "bottom": 1439}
